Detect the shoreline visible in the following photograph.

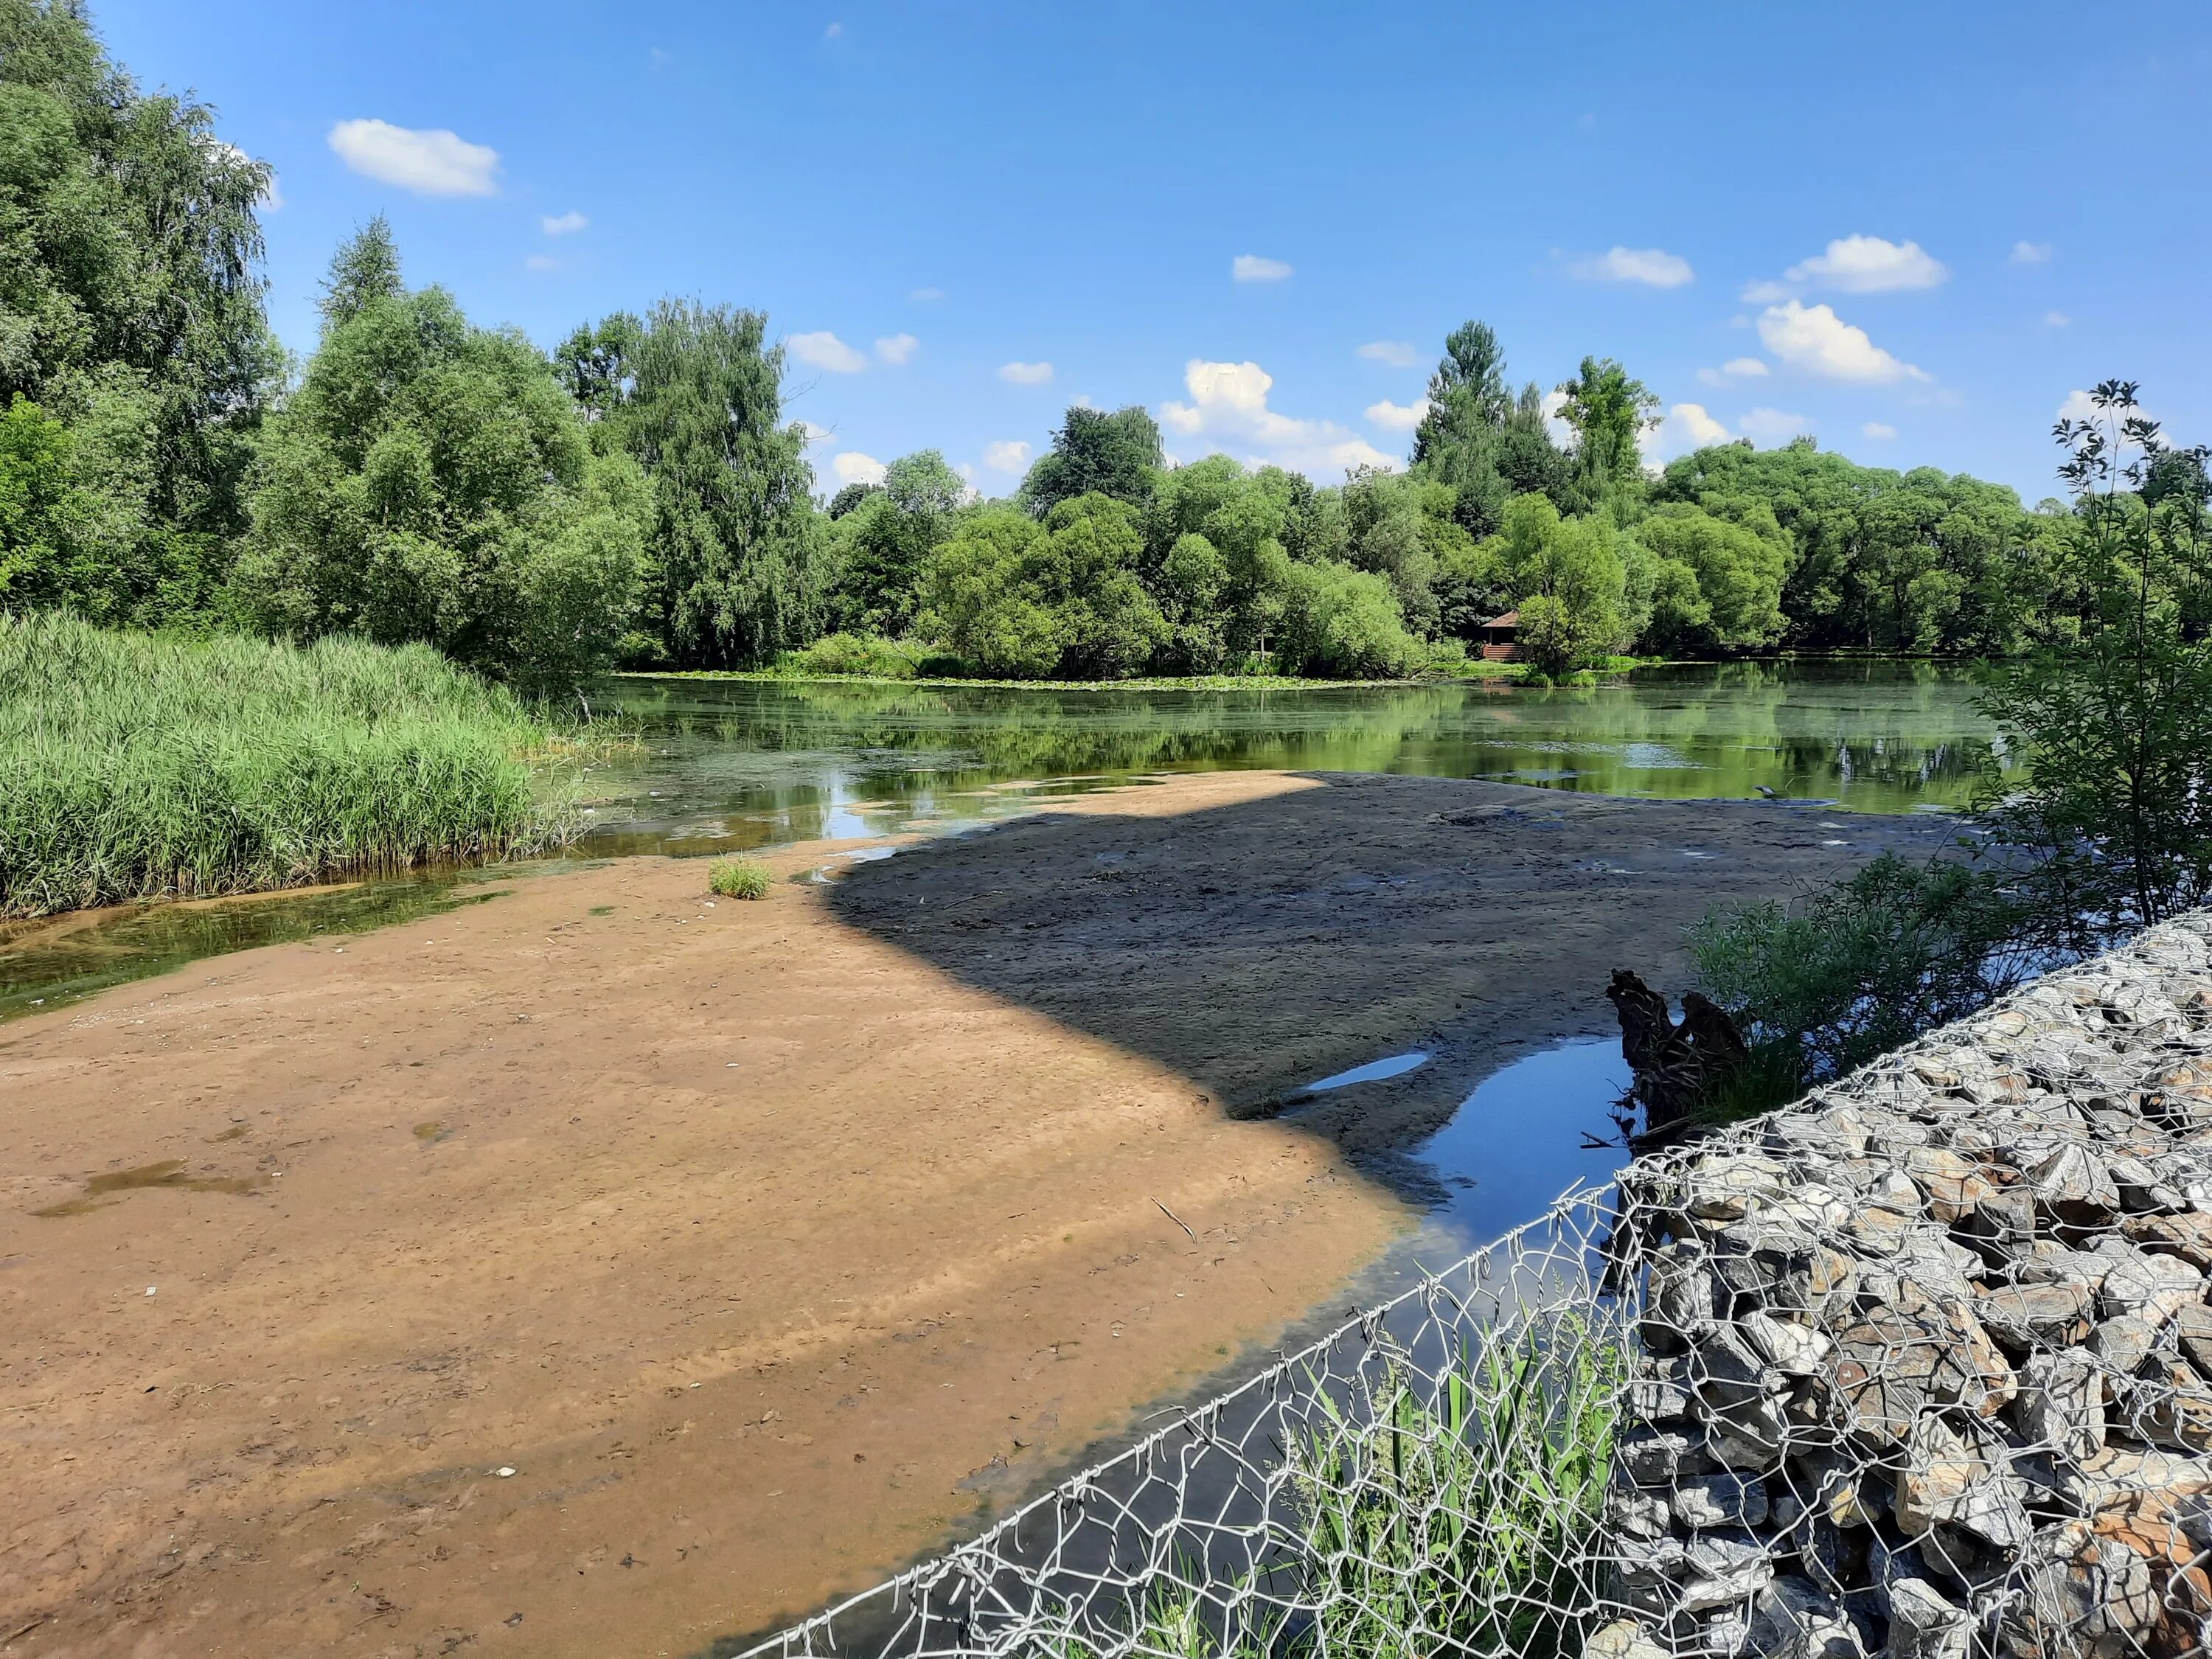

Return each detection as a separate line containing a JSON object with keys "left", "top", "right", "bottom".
{"left": 0, "top": 772, "right": 1958, "bottom": 1658}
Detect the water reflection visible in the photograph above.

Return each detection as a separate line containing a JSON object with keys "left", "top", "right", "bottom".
{"left": 582, "top": 659, "right": 2003, "bottom": 858}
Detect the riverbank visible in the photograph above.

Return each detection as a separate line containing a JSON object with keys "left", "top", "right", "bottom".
{"left": 0, "top": 771, "right": 1957, "bottom": 1657}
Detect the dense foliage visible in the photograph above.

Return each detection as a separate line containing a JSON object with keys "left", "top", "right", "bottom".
{"left": 0, "top": 611, "right": 571, "bottom": 917}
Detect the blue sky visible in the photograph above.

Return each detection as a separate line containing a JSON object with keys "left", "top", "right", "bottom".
{"left": 102, "top": 1, "right": 2212, "bottom": 502}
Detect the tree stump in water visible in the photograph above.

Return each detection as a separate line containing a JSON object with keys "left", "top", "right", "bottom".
{"left": 1604, "top": 970, "right": 1750, "bottom": 1133}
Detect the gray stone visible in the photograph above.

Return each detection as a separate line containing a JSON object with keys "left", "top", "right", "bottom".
{"left": 1620, "top": 1428, "right": 1713, "bottom": 1487}
{"left": 1891, "top": 1416, "right": 2031, "bottom": 1548}
{"left": 1972, "top": 1280, "right": 2096, "bottom": 1349}
{"left": 1582, "top": 1618, "right": 1671, "bottom": 1659}
{"left": 1675, "top": 1472, "right": 1770, "bottom": 1530}
{"left": 1994, "top": 1517, "right": 2166, "bottom": 1659}
{"left": 1681, "top": 1528, "right": 1778, "bottom": 1612}
{"left": 2098, "top": 1245, "right": 2202, "bottom": 1322}
{"left": 2088, "top": 1309, "right": 2164, "bottom": 1374}
{"left": 2014, "top": 1349, "right": 2107, "bottom": 1460}
{"left": 1607, "top": 1484, "right": 1672, "bottom": 1540}
{"left": 1882, "top": 1576, "right": 1969, "bottom": 1659}
{"left": 1747, "top": 1574, "right": 1863, "bottom": 1659}
{"left": 2023, "top": 1141, "right": 2121, "bottom": 1219}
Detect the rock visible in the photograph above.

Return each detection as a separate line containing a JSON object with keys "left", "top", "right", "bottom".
{"left": 1747, "top": 1574, "right": 1863, "bottom": 1659}
{"left": 1996, "top": 1517, "right": 2166, "bottom": 1658}
{"left": 2124, "top": 1210, "right": 2212, "bottom": 1267}
{"left": 1680, "top": 1528, "right": 1778, "bottom": 1612}
{"left": 1973, "top": 1280, "right": 2096, "bottom": 1349}
{"left": 1646, "top": 1242, "right": 1719, "bottom": 1348}
{"left": 2023, "top": 1141, "right": 2121, "bottom": 1220}
{"left": 2126, "top": 1360, "right": 2212, "bottom": 1455}
{"left": 1684, "top": 1154, "right": 1795, "bottom": 1222}
{"left": 1620, "top": 1428, "right": 1714, "bottom": 1487}
{"left": 1675, "top": 1472, "right": 1770, "bottom": 1530}
{"left": 2099, "top": 1247, "right": 2203, "bottom": 1322}
{"left": 1961, "top": 1183, "right": 2037, "bottom": 1253}
{"left": 1607, "top": 1484, "right": 1672, "bottom": 1540}
{"left": 1583, "top": 1618, "right": 1670, "bottom": 1659}
{"left": 1903, "top": 1147, "right": 1993, "bottom": 1222}
{"left": 1843, "top": 1206, "right": 1919, "bottom": 1255}
{"left": 2014, "top": 1349, "right": 2107, "bottom": 1461}
{"left": 2059, "top": 1444, "right": 2212, "bottom": 1512}
{"left": 1882, "top": 1576, "right": 1969, "bottom": 1659}
{"left": 1630, "top": 1357, "right": 1696, "bottom": 1424}
{"left": 2094, "top": 1492, "right": 2212, "bottom": 1655}
{"left": 1742, "top": 1310, "right": 1832, "bottom": 1377}
{"left": 2110, "top": 1154, "right": 2191, "bottom": 1215}
{"left": 2089, "top": 1309, "right": 2165, "bottom": 1374}
{"left": 1891, "top": 1415, "right": 2031, "bottom": 1548}
{"left": 1690, "top": 1319, "right": 1770, "bottom": 1407}
{"left": 1787, "top": 1449, "right": 1890, "bottom": 1529}
{"left": 1824, "top": 1285, "right": 2015, "bottom": 1443}
{"left": 2177, "top": 1303, "right": 2212, "bottom": 1374}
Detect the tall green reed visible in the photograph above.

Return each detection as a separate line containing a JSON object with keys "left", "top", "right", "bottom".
{"left": 1, "top": 612, "right": 587, "bottom": 917}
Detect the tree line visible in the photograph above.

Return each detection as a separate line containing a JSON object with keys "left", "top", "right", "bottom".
{"left": 0, "top": 0, "right": 2166, "bottom": 692}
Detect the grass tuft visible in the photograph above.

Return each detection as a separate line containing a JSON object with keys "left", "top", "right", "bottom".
{"left": 0, "top": 612, "right": 585, "bottom": 919}
{"left": 708, "top": 859, "right": 772, "bottom": 900}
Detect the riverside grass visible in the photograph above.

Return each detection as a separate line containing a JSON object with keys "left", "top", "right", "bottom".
{"left": 1, "top": 613, "right": 583, "bottom": 919}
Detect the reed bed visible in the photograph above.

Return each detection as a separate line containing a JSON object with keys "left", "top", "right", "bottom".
{"left": 1, "top": 613, "right": 582, "bottom": 918}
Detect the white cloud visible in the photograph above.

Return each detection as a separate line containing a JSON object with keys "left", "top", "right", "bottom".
{"left": 1357, "top": 340, "right": 1419, "bottom": 368}
{"left": 2045, "top": 310, "right": 2070, "bottom": 328}
{"left": 1757, "top": 300, "right": 1928, "bottom": 383}
{"left": 789, "top": 331, "right": 867, "bottom": 374}
{"left": 874, "top": 333, "right": 919, "bottom": 366}
{"left": 797, "top": 421, "right": 832, "bottom": 445}
{"left": 2055, "top": 389, "right": 2166, "bottom": 448}
{"left": 1641, "top": 402, "right": 1733, "bottom": 467}
{"left": 1158, "top": 359, "right": 1392, "bottom": 479}
{"left": 524, "top": 253, "right": 560, "bottom": 272}
{"left": 1568, "top": 246, "right": 1694, "bottom": 288}
{"left": 1231, "top": 254, "right": 1293, "bottom": 282}
{"left": 328, "top": 118, "right": 500, "bottom": 196}
{"left": 911, "top": 287, "right": 945, "bottom": 302}
{"left": 1739, "top": 408, "right": 1813, "bottom": 446}
{"left": 825, "top": 20, "right": 844, "bottom": 37}
{"left": 998, "top": 361, "right": 1054, "bottom": 386}
{"left": 1540, "top": 387, "right": 1573, "bottom": 448}
{"left": 1863, "top": 421, "right": 1897, "bottom": 440}
{"left": 541, "top": 210, "right": 588, "bottom": 236}
{"left": 1740, "top": 279, "right": 1791, "bottom": 304}
{"left": 1364, "top": 397, "right": 1430, "bottom": 433}
{"left": 832, "top": 452, "right": 886, "bottom": 487}
{"left": 1782, "top": 234, "right": 1948, "bottom": 293}
{"left": 1696, "top": 357, "right": 1769, "bottom": 387}
{"left": 983, "top": 439, "right": 1032, "bottom": 473}
{"left": 2011, "top": 240, "right": 2053, "bottom": 265}
{"left": 209, "top": 140, "right": 280, "bottom": 210}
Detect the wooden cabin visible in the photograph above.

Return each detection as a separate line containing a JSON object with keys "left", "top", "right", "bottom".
{"left": 1478, "top": 610, "right": 1520, "bottom": 661}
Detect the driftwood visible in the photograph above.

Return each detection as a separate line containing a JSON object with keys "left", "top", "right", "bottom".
{"left": 1604, "top": 969, "right": 1750, "bottom": 1133}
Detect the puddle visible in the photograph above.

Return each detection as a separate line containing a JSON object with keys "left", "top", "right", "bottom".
{"left": 34, "top": 1159, "right": 263, "bottom": 1217}
{"left": 1299, "top": 1051, "right": 1428, "bottom": 1093}
{"left": 1414, "top": 1037, "right": 1632, "bottom": 1247}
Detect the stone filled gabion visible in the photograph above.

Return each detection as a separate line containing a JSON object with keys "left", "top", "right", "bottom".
{"left": 1599, "top": 912, "right": 2212, "bottom": 1659}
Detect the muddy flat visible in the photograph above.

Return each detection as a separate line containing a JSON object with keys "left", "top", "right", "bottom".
{"left": 0, "top": 771, "right": 1950, "bottom": 1658}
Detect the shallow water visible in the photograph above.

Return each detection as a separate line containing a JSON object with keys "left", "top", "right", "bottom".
{"left": 3, "top": 660, "right": 1996, "bottom": 1018}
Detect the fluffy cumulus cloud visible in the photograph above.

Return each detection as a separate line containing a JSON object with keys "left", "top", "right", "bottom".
{"left": 2056, "top": 389, "right": 2170, "bottom": 447}
{"left": 983, "top": 439, "right": 1032, "bottom": 473}
{"left": 1357, "top": 341, "right": 1419, "bottom": 368}
{"left": 1781, "top": 235, "right": 1948, "bottom": 293}
{"left": 832, "top": 452, "right": 886, "bottom": 487}
{"left": 874, "top": 333, "right": 919, "bottom": 366}
{"left": 789, "top": 331, "right": 868, "bottom": 374}
{"left": 1641, "top": 402, "right": 1733, "bottom": 467}
{"left": 541, "top": 210, "right": 588, "bottom": 236}
{"left": 1696, "top": 357, "right": 1769, "bottom": 387}
{"left": 1158, "top": 359, "right": 1392, "bottom": 479}
{"left": 1863, "top": 422, "right": 1897, "bottom": 439}
{"left": 998, "top": 361, "right": 1054, "bottom": 386}
{"left": 328, "top": 119, "right": 500, "bottom": 196}
{"left": 1231, "top": 254, "right": 1293, "bottom": 282}
{"left": 2011, "top": 240, "right": 2053, "bottom": 265}
{"left": 1568, "top": 246, "right": 1694, "bottom": 288}
{"left": 1364, "top": 397, "right": 1430, "bottom": 433}
{"left": 1739, "top": 407, "right": 1812, "bottom": 445}
{"left": 1757, "top": 300, "right": 1927, "bottom": 383}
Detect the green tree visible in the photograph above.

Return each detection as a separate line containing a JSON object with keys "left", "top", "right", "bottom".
{"left": 0, "top": 0, "right": 279, "bottom": 623}
{"left": 1977, "top": 380, "right": 2212, "bottom": 946}
{"left": 317, "top": 215, "right": 404, "bottom": 332}
{"left": 563, "top": 298, "right": 827, "bottom": 666}
{"left": 232, "top": 230, "right": 647, "bottom": 693}
{"left": 0, "top": 393, "right": 90, "bottom": 602}
{"left": 1277, "top": 560, "right": 1419, "bottom": 678}
{"left": 827, "top": 450, "right": 966, "bottom": 635}
{"left": 1632, "top": 502, "right": 1788, "bottom": 650}
{"left": 1018, "top": 405, "right": 1162, "bottom": 516}
{"left": 1409, "top": 321, "right": 1573, "bottom": 535}
{"left": 1482, "top": 493, "right": 1627, "bottom": 673}
{"left": 1554, "top": 357, "right": 1658, "bottom": 512}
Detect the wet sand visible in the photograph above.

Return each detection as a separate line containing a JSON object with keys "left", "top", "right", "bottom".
{"left": 0, "top": 771, "right": 1952, "bottom": 1658}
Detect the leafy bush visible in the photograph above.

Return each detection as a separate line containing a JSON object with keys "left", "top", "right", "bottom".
{"left": 777, "top": 632, "right": 923, "bottom": 678}
{"left": 0, "top": 612, "right": 572, "bottom": 918}
{"left": 708, "top": 859, "right": 771, "bottom": 899}
{"left": 1691, "top": 853, "right": 2033, "bottom": 1098}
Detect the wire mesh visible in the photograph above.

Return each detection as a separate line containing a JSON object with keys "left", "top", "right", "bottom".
{"left": 737, "top": 911, "right": 2212, "bottom": 1659}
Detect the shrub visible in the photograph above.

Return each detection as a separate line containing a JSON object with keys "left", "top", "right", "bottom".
{"left": 779, "top": 632, "right": 923, "bottom": 679}
{"left": 708, "top": 859, "right": 772, "bottom": 899}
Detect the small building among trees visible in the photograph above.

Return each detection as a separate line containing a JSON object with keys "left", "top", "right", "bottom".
{"left": 1478, "top": 610, "right": 1521, "bottom": 661}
